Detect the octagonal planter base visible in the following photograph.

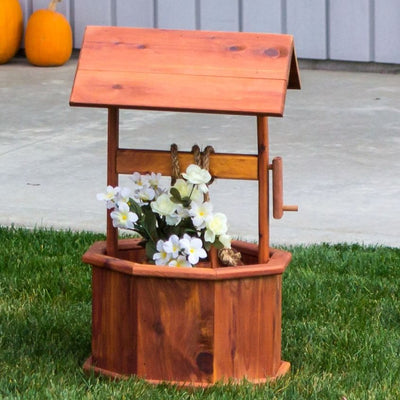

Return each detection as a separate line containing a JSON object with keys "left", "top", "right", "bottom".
{"left": 82, "top": 239, "right": 291, "bottom": 386}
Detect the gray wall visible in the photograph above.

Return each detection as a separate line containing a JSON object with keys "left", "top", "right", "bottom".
{"left": 18, "top": 0, "right": 400, "bottom": 64}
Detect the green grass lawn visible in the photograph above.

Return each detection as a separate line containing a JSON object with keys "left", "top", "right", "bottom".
{"left": 0, "top": 226, "right": 399, "bottom": 399}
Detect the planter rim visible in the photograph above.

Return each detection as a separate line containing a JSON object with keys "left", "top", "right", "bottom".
{"left": 82, "top": 239, "right": 291, "bottom": 280}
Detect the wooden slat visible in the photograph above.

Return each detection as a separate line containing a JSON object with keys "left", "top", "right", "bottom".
{"left": 116, "top": 149, "right": 258, "bottom": 180}
{"left": 82, "top": 239, "right": 291, "bottom": 281}
{"left": 136, "top": 277, "right": 214, "bottom": 383}
{"left": 70, "top": 27, "right": 300, "bottom": 115}
{"left": 77, "top": 27, "right": 296, "bottom": 81}
{"left": 91, "top": 267, "right": 138, "bottom": 375}
{"left": 70, "top": 70, "right": 287, "bottom": 116}
{"left": 214, "top": 275, "right": 283, "bottom": 379}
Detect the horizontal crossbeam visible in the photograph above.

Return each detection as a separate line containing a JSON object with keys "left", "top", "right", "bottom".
{"left": 116, "top": 149, "right": 258, "bottom": 180}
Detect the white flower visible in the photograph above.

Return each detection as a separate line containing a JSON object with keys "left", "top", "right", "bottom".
{"left": 150, "top": 193, "right": 177, "bottom": 216}
{"left": 97, "top": 186, "right": 120, "bottom": 208}
{"left": 153, "top": 239, "right": 171, "bottom": 265}
{"left": 172, "top": 179, "right": 202, "bottom": 203}
{"left": 219, "top": 234, "right": 232, "bottom": 249}
{"left": 163, "top": 234, "right": 181, "bottom": 258}
{"left": 130, "top": 172, "right": 148, "bottom": 187}
{"left": 204, "top": 212, "right": 228, "bottom": 243}
{"left": 134, "top": 186, "right": 155, "bottom": 204}
{"left": 176, "top": 203, "right": 190, "bottom": 220}
{"left": 148, "top": 172, "right": 162, "bottom": 190}
{"left": 182, "top": 164, "right": 211, "bottom": 193}
{"left": 168, "top": 255, "right": 192, "bottom": 268}
{"left": 180, "top": 234, "right": 207, "bottom": 265}
{"left": 117, "top": 187, "right": 131, "bottom": 203}
{"left": 110, "top": 202, "right": 138, "bottom": 229}
{"left": 189, "top": 201, "right": 213, "bottom": 229}
{"left": 166, "top": 213, "right": 181, "bottom": 226}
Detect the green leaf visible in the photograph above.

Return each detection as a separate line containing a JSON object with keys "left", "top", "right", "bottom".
{"left": 145, "top": 240, "right": 157, "bottom": 263}
{"left": 170, "top": 197, "right": 182, "bottom": 204}
{"left": 213, "top": 238, "right": 224, "bottom": 250}
{"left": 170, "top": 187, "right": 182, "bottom": 202}
{"left": 181, "top": 197, "right": 191, "bottom": 208}
{"left": 204, "top": 241, "right": 212, "bottom": 251}
{"left": 142, "top": 207, "right": 158, "bottom": 241}
{"left": 129, "top": 198, "right": 143, "bottom": 216}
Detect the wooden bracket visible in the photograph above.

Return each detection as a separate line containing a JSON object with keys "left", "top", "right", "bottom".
{"left": 270, "top": 157, "right": 298, "bottom": 219}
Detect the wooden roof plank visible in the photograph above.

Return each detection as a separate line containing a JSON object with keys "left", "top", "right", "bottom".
{"left": 70, "top": 26, "right": 300, "bottom": 116}
{"left": 77, "top": 26, "right": 296, "bottom": 81}
{"left": 71, "top": 69, "right": 287, "bottom": 116}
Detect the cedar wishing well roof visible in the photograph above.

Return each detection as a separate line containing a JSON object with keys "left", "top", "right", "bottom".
{"left": 70, "top": 26, "right": 300, "bottom": 116}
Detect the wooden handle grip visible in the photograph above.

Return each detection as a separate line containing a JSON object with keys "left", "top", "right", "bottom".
{"left": 272, "top": 157, "right": 283, "bottom": 219}
{"left": 271, "top": 157, "right": 298, "bottom": 219}
{"left": 283, "top": 205, "right": 298, "bottom": 212}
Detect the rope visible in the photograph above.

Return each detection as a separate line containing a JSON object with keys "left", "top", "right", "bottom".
{"left": 218, "top": 248, "right": 243, "bottom": 266}
{"left": 170, "top": 143, "right": 180, "bottom": 185}
{"left": 191, "top": 144, "right": 201, "bottom": 166}
{"left": 169, "top": 143, "right": 242, "bottom": 267}
{"left": 191, "top": 144, "right": 214, "bottom": 201}
{"left": 171, "top": 143, "right": 215, "bottom": 184}
{"left": 201, "top": 145, "right": 214, "bottom": 184}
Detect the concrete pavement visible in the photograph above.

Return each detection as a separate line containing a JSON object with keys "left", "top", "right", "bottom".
{"left": 1, "top": 57, "right": 399, "bottom": 247}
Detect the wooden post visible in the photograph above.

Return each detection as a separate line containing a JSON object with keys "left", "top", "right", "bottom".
{"left": 106, "top": 107, "right": 119, "bottom": 257}
{"left": 257, "top": 115, "right": 270, "bottom": 263}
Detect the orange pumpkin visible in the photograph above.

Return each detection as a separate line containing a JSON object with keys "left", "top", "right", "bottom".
{"left": 25, "top": 0, "right": 72, "bottom": 67}
{"left": 0, "top": 0, "right": 23, "bottom": 64}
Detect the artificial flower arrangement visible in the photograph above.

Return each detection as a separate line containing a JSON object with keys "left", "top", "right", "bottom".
{"left": 97, "top": 164, "right": 232, "bottom": 267}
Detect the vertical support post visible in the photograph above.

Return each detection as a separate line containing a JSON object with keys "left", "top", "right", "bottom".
{"left": 106, "top": 107, "right": 119, "bottom": 257}
{"left": 257, "top": 115, "right": 270, "bottom": 263}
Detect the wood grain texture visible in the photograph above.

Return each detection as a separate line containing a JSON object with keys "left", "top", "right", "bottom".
{"left": 272, "top": 156, "right": 284, "bottom": 219}
{"left": 70, "top": 27, "right": 300, "bottom": 116}
{"left": 86, "top": 239, "right": 291, "bottom": 384}
{"left": 106, "top": 108, "right": 119, "bottom": 257}
{"left": 91, "top": 267, "right": 138, "bottom": 375}
{"left": 82, "top": 239, "right": 291, "bottom": 281}
{"left": 116, "top": 149, "right": 258, "bottom": 180}
{"left": 257, "top": 116, "right": 270, "bottom": 263}
{"left": 214, "top": 275, "right": 282, "bottom": 380}
{"left": 136, "top": 277, "right": 215, "bottom": 383}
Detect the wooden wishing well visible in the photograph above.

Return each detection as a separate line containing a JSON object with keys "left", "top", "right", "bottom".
{"left": 70, "top": 26, "right": 300, "bottom": 386}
